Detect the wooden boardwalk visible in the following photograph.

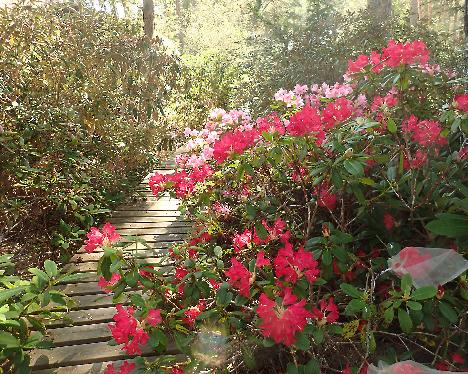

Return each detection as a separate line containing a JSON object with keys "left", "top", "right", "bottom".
{"left": 29, "top": 162, "right": 189, "bottom": 373}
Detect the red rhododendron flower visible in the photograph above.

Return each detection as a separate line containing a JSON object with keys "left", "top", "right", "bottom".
{"left": 454, "top": 94, "right": 468, "bottom": 111}
{"left": 391, "top": 247, "right": 432, "bottom": 278}
{"left": 402, "top": 115, "right": 446, "bottom": 147}
{"left": 451, "top": 352, "right": 465, "bottom": 365}
{"left": 104, "top": 361, "right": 136, "bottom": 374}
{"left": 213, "top": 129, "right": 259, "bottom": 164}
{"left": 435, "top": 361, "right": 450, "bottom": 370}
{"left": 314, "top": 181, "right": 337, "bottom": 210}
{"left": 383, "top": 213, "right": 394, "bottom": 231}
{"left": 109, "top": 305, "right": 149, "bottom": 355}
{"left": 225, "top": 258, "right": 252, "bottom": 297}
{"left": 98, "top": 273, "right": 121, "bottom": 293}
{"left": 342, "top": 364, "right": 351, "bottom": 374}
{"left": 381, "top": 39, "right": 430, "bottom": 68}
{"left": 322, "top": 97, "right": 354, "bottom": 129}
{"left": 182, "top": 299, "right": 206, "bottom": 327}
{"left": 256, "top": 251, "right": 271, "bottom": 267}
{"left": 256, "top": 288, "right": 312, "bottom": 346}
{"left": 171, "top": 366, "right": 184, "bottom": 374}
{"left": 311, "top": 298, "right": 339, "bottom": 325}
{"left": 370, "top": 92, "right": 398, "bottom": 112}
{"left": 287, "top": 105, "right": 325, "bottom": 143}
{"left": 175, "top": 266, "right": 189, "bottom": 280}
{"left": 257, "top": 113, "right": 286, "bottom": 135}
{"left": 84, "top": 223, "right": 120, "bottom": 253}
{"left": 392, "top": 362, "right": 424, "bottom": 374}
{"left": 145, "top": 309, "right": 162, "bottom": 327}
{"left": 347, "top": 54, "right": 370, "bottom": 74}
{"left": 403, "top": 149, "right": 428, "bottom": 170}
{"left": 274, "top": 245, "right": 320, "bottom": 284}
{"left": 232, "top": 229, "right": 253, "bottom": 252}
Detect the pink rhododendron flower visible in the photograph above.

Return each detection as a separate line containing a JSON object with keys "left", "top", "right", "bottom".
{"left": 145, "top": 309, "right": 162, "bottom": 327}
{"left": 225, "top": 258, "right": 252, "bottom": 297}
{"left": 256, "top": 288, "right": 312, "bottom": 346}
{"left": 294, "top": 84, "right": 308, "bottom": 95}
{"left": 104, "top": 361, "right": 136, "bottom": 374}
{"left": 98, "top": 273, "right": 121, "bottom": 293}
{"left": 84, "top": 223, "right": 120, "bottom": 253}
{"left": 454, "top": 94, "right": 468, "bottom": 111}
{"left": 311, "top": 298, "right": 339, "bottom": 324}
{"left": 392, "top": 362, "right": 424, "bottom": 374}
{"left": 274, "top": 245, "right": 320, "bottom": 284}
{"left": 383, "top": 213, "right": 394, "bottom": 231}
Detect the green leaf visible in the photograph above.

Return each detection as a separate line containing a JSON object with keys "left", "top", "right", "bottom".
{"left": 345, "top": 299, "right": 366, "bottom": 315}
{"left": 343, "top": 160, "right": 364, "bottom": 176}
{"left": 383, "top": 307, "right": 394, "bottom": 324}
{"left": 294, "top": 331, "right": 310, "bottom": 351}
{"left": 387, "top": 118, "right": 397, "bottom": 133}
{"left": 411, "top": 286, "right": 437, "bottom": 301}
{"left": 438, "top": 302, "right": 458, "bottom": 323}
{"left": 398, "top": 308, "right": 413, "bottom": 333}
{"left": 0, "top": 331, "right": 20, "bottom": 348}
{"left": 407, "top": 301, "right": 422, "bottom": 311}
{"left": 44, "top": 260, "right": 58, "bottom": 278}
{"left": 401, "top": 274, "right": 412, "bottom": 295}
{"left": 0, "top": 286, "right": 26, "bottom": 304}
{"left": 305, "top": 358, "right": 320, "bottom": 374}
{"left": 322, "top": 251, "right": 332, "bottom": 266}
{"left": 425, "top": 213, "right": 468, "bottom": 238}
{"left": 340, "top": 283, "right": 363, "bottom": 299}
{"left": 312, "top": 328, "right": 324, "bottom": 344}
{"left": 255, "top": 222, "right": 269, "bottom": 241}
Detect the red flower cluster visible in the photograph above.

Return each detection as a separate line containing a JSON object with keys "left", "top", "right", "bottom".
{"left": 311, "top": 298, "right": 339, "bottom": 325}
{"left": 232, "top": 229, "right": 253, "bottom": 252}
{"left": 225, "top": 258, "right": 252, "bottom": 297}
{"left": 182, "top": 299, "right": 206, "bottom": 327}
{"left": 257, "top": 113, "right": 286, "bottom": 135}
{"left": 98, "top": 272, "right": 121, "bottom": 293}
{"left": 402, "top": 115, "right": 446, "bottom": 147}
{"left": 286, "top": 105, "right": 325, "bottom": 143}
{"left": 212, "top": 129, "right": 259, "bottom": 164}
{"left": 454, "top": 94, "right": 468, "bottom": 112}
{"left": 322, "top": 97, "right": 354, "bottom": 129}
{"left": 84, "top": 222, "right": 120, "bottom": 253}
{"left": 256, "top": 288, "right": 312, "bottom": 346}
{"left": 148, "top": 165, "right": 213, "bottom": 198}
{"left": 383, "top": 213, "right": 394, "bottom": 231}
{"left": 109, "top": 305, "right": 161, "bottom": 355}
{"left": 347, "top": 40, "right": 430, "bottom": 74}
{"left": 314, "top": 181, "right": 337, "bottom": 210}
{"left": 370, "top": 92, "right": 398, "bottom": 112}
{"left": 274, "top": 242, "right": 320, "bottom": 284}
{"left": 104, "top": 361, "right": 135, "bottom": 374}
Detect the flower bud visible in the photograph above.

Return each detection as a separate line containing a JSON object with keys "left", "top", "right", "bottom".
{"left": 343, "top": 148, "right": 353, "bottom": 158}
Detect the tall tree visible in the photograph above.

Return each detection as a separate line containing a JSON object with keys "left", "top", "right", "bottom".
{"left": 367, "top": 0, "right": 392, "bottom": 18}
{"left": 143, "top": 0, "right": 154, "bottom": 38}
{"left": 410, "top": 0, "right": 420, "bottom": 25}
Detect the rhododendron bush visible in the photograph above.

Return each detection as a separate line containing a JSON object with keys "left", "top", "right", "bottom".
{"left": 94, "top": 41, "right": 467, "bottom": 373}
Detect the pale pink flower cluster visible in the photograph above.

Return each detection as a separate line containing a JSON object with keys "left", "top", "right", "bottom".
{"left": 176, "top": 108, "right": 252, "bottom": 168}
{"left": 274, "top": 89, "right": 305, "bottom": 108}
{"left": 310, "top": 82, "right": 354, "bottom": 99}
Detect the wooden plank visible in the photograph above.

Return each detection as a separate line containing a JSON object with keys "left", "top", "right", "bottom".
{"left": 77, "top": 242, "right": 176, "bottom": 254}
{"left": 111, "top": 222, "right": 191, "bottom": 229}
{"left": 71, "top": 248, "right": 170, "bottom": 262}
{"left": 47, "top": 322, "right": 112, "bottom": 346}
{"left": 64, "top": 257, "right": 173, "bottom": 273}
{"left": 47, "top": 306, "right": 118, "bottom": 327}
{"left": 30, "top": 340, "right": 178, "bottom": 369}
{"left": 32, "top": 355, "right": 186, "bottom": 374}
{"left": 111, "top": 210, "right": 181, "bottom": 218}
{"left": 112, "top": 227, "right": 190, "bottom": 235}
{"left": 117, "top": 202, "right": 181, "bottom": 211}
{"left": 109, "top": 216, "right": 188, "bottom": 224}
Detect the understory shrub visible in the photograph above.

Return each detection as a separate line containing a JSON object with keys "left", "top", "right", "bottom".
{"left": 0, "top": 2, "right": 178, "bottom": 268}
{"left": 0, "top": 255, "right": 75, "bottom": 373}
{"left": 90, "top": 40, "right": 466, "bottom": 373}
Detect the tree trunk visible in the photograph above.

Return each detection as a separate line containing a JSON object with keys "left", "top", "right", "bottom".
{"left": 409, "top": 0, "right": 420, "bottom": 26}
{"left": 143, "top": 0, "right": 154, "bottom": 38}
{"left": 175, "top": 0, "right": 185, "bottom": 54}
{"left": 367, "top": 0, "right": 392, "bottom": 19}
